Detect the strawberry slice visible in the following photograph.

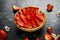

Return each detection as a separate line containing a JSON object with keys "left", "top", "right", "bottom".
{"left": 34, "top": 17, "right": 42, "bottom": 26}
{"left": 20, "top": 14, "right": 27, "bottom": 24}
{"left": 47, "top": 4, "right": 53, "bottom": 12}
{"left": 30, "top": 11, "right": 41, "bottom": 27}
{"left": 25, "top": 8, "right": 31, "bottom": 20}
{"left": 47, "top": 27, "right": 52, "bottom": 34}
{"left": 32, "top": 7, "right": 39, "bottom": 10}
{"left": 36, "top": 37, "right": 40, "bottom": 40}
{"left": 23, "top": 37, "right": 29, "bottom": 40}
{"left": 43, "top": 34, "right": 52, "bottom": 40}
{"left": 0, "top": 30, "right": 7, "bottom": 40}
{"left": 26, "top": 15, "right": 31, "bottom": 20}
{"left": 24, "top": 24, "right": 32, "bottom": 29}
{"left": 30, "top": 17, "right": 37, "bottom": 28}
{"left": 28, "top": 7, "right": 39, "bottom": 11}
{"left": 36, "top": 13, "right": 44, "bottom": 21}
{"left": 24, "top": 20, "right": 32, "bottom": 29}
{"left": 14, "top": 15, "right": 20, "bottom": 21}
{"left": 16, "top": 21, "right": 24, "bottom": 27}
{"left": 18, "top": 10, "right": 23, "bottom": 15}
{"left": 18, "top": 10, "right": 28, "bottom": 24}
{"left": 14, "top": 13, "right": 23, "bottom": 22}
{"left": 21, "top": 8, "right": 27, "bottom": 15}
{"left": 26, "top": 7, "right": 38, "bottom": 28}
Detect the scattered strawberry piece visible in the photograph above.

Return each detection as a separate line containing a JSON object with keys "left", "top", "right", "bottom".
{"left": 47, "top": 27, "right": 52, "bottom": 34}
{"left": 43, "top": 34, "right": 52, "bottom": 40}
{"left": 23, "top": 37, "right": 29, "bottom": 40}
{"left": 12, "top": 5, "right": 20, "bottom": 11}
{"left": 0, "top": 30, "right": 7, "bottom": 40}
{"left": 47, "top": 4, "right": 53, "bottom": 12}
{"left": 36, "top": 37, "right": 40, "bottom": 40}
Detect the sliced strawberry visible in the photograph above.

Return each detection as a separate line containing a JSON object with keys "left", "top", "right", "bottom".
{"left": 26, "top": 12, "right": 31, "bottom": 20}
{"left": 26, "top": 15, "right": 31, "bottom": 20}
{"left": 20, "top": 14, "right": 27, "bottom": 24}
{"left": 26, "top": 7, "right": 30, "bottom": 12}
{"left": 24, "top": 20, "right": 32, "bottom": 29}
{"left": 27, "top": 25, "right": 32, "bottom": 29}
{"left": 16, "top": 13, "right": 20, "bottom": 16}
{"left": 21, "top": 8, "right": 27, "bottom": 15}
{"left": 30, "top": 18, "right": 37, "bottom": 28}
{"left": 34, "top": 17, "right": 42, "bottom": 26}
{"left": 36, "top": 13, "right": 44, "bottom": 21}
{"left": 14, "top": 13, "right": 24, "bottom": 27}
{"left": 23, "top": 37, "right": 29, "bottom": 40}
{"left": 28, "top": 7, "right": 39, "bottom": 11}
{"left": 36, "top": 37, "right": 40, "bottom": 40}
{"left": 14, "top": 6, "right": 44, "bottom": 29}
{"left": 16, "top": 21, "right": 24, "bottom": 27}
{"left": 18, "top": 10, "right": 23, "bottom": 15}
{"left": 25, "top": 9, "right": 31, "bottom": 20}
{"left": 47, "top": 27, "right": 52, "bottom": 34}
{"left": 33, "top": 7, "right": 39, "bottom": 10}
{"left": 0, "top": 30, "right": 7, "bottom": 40}
{"left": 47, "top": 4, "right": 53, "bottom": 12}
{"left": 14, "top": 15, "right": 20, "bottom": 21}
{"left": 18, "top": 10, "right": 28, "bottom": 24}
{"left": 28, "top": 11, "right": 37, "bottom": 28}
{"left": 30, "top": 11, "right": 41, "bottom": 27}
{"left": 24, "top": 24, "right": 32, "bottom": 29}
{"left": 43, "top": 34, "right": 52, "bottom": 40}
{"left": 31, "top": 20, "right": 36, "bottom": 28}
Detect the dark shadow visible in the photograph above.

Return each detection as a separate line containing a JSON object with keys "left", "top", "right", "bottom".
{"left": 30, "top": 27, "right": 45, "bottom": 40}
{"left": 47, "top": 9, "right": 52, "bottom": 12}
{"left": 13, "top": 10, "right": 17, "bottom": 14}
{"left": 16, "top": 27, "right": 31, "bottom": 40}
{"left": 16, "top": 26, "right": 45, "bottom": 40}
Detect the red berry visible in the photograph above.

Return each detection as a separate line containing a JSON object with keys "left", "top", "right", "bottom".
{"left": 23, "top": 37, "right": 29, "bottom": 40}
{"left": 0, "top": 30, "right": 7, "bottom": 40}
{"left": 36, "top": 37, "right": 40, "bottom": 40}
{"left": 47, "top": 27, "right": 52, "bottom": 34}
{"left": 47, "top": 4, "right": 53, "bottom": 12}
{"left": 43, "top": 34, "right": 52, "bottom": 40}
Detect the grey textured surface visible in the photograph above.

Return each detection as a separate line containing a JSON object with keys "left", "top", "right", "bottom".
{"left": 0, "top": 0, "right": 60, "bottom": 40}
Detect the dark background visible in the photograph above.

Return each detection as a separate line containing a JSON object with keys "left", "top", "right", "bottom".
{"left": 0, "top": 0, "right": 60, "bottom": 40}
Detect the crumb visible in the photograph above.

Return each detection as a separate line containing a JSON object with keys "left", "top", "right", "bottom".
{"left": 57, "top": 11, "right": 60, "bottom": 16}
{"left": 5, "top": 26, "right": 10, "bottom": 31}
